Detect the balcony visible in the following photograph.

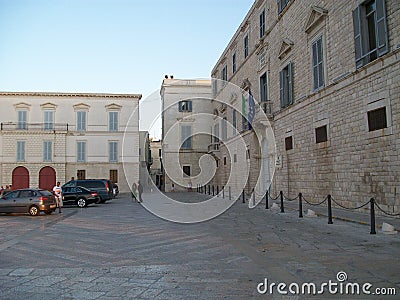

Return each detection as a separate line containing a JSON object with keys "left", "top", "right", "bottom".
{"left": 208, "top": 142, "right": 220, "bottom": 152}
{"left": 260, "top": 101, "right": 272, "bottom": 116}
{"left": 0, "top": 122, "right": 69, "bottom": 132}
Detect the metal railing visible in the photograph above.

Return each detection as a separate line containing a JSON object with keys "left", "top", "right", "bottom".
{"left": 0, "top": 122, "right": 69, "bottom": 132}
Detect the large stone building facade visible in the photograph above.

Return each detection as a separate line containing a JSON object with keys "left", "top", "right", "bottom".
{"left": 211, "top": 0, "right": 399, "bottom": 212}
{"left": 0, "top": 91, "right": 141, "bottom": 193}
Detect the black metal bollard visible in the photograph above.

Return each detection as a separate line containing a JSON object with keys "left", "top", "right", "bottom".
{"left": 252, "top": 188, "right": 255, "bottom": 206}
{"left": 370, "top": 198, "right": 376, "bottom": 234}
{"left": 327, "top": 194, "right": 333, "bottom": 224}
{"left": 299, "top": 193, "right": 303, "bottom": 218}
{"left": 229, "top": 186, "right": 231, "bottom": 200}
{"left": 222, "top": 186, "right": 225, "bottom": 199}
{"left": 212, "top": 185, "right": 215, "bottom": 196}
{"left": 280, "top": 191, "right": 284, "bottom": 213}
{"left": 208, "top": 185, "right": 210, "bottom": 195}
{"left": 242, "top": 189, "right": 245, "bottom": 203}
{"left": 217, "top": 185, "right": 219, "bottom": 197}
{"left": 265, "top": 190, "right": 269, "bottom": 209}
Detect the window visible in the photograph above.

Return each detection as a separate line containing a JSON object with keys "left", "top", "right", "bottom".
{"left": 232, "top": 110, "right": 237, "bottom": 134}
{"left": 223, "top": 157, "right": 227, "bottom": 165}
{"left": 43, "top": 141, "right": 52, "bottom": 162}
{"left": 212, "top": 79, "right": 218, "bottom": 96}
{"left": 221, "top": 117, "right": 227, "bottom": 141}
{"left": 260, "top": 72, "right": 268, "bottom": 102}
{"left": 232, "top": 53, "right": 236, "bottom": 73}
{"left": 285, "top": 136, "right": 293, "bottom": 151}
{"left": 315, "top": 125, "right": 328, "bottom": 143}
{"left": 216, "top": 160, "right": 219, "bottom": 168}
{"left": 110, "top": 169, "right": 118, "bottom": 183}
{"left": 234, "top": 154, "right": 237, "bottom": 163}
{"left": 181, "top": 125, "right": 192, "bottom": 149}
{"left": 159, "top": 149, "right": 162, "bottom": 157}
{"left": 77, "top": 141, "right": 86, "bottom": 162}
{"left": 260, "top": 9, "right": 266, "bottom": 38}
{"left": 312, "top": 37, "right": 325, "bottom": 90}
{"left": 280, "top": 62, "right": 294, "bottom": 108}
{"left": 17, "top": 141, "right": 25, "bottom": 161}
{"left": 242, "top": 115, "right": 247, "bottom": 131}
{"left": 353, "top": 0, "right": 389, "bottom": 68}
{"left": 367, "top": 107, "right": 387, "bottom": 131}
{"left": 43, "top": 111, "right": 54, "bottom": 130}
{"left": 17, "top": 110, "right": 27, "bottom": 129}
{"left": 222, "top": 65, "right": 227, "bottom": 81}
{"left": 77, "top": 170, "right": 86, "bottom": 180}
{"left": 109, "top": 141, "right": 118, "bottom": 162}
{"left": 109, "top": 111, "right": 118, "bottom": 132}
{"left": 213, "top": 123, "right": 219, "bottom": 143}
{"left": 246, "top": 148, "right": 250, "bottom": 159}
{"left": 244, "top": 34, "right": 249, "bottom": 58}
{"left": 183, "top": 166, "right": 190, "bottom": 177}
{"left": 178, "top": 100, "right": 192, "bottom": 112}
{"left": 77, "top": 111, "right": 86, "bottom": 131}
{"left": 278, "top": 0, "right": 291, "bottom": 14}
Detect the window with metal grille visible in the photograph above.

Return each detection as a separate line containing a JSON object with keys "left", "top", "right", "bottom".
{"left": 367, "top": 107, "right": 387, "bottom": 131}
{"left": 110, "top": 170, "right": 118, "bottom": 183}
{"left": 285, "top": 136, "right": 293, "bottom": 150}
{"left": 315, "top": 125, "right": 328, "bottom": 143}
{"left": 77, "top": 170, "right": 86, "bottom": 180}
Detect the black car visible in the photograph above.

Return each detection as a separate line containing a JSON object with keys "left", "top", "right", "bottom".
{"left": 0, "top": 189, "right": 57, "bottom": 216}
{"left": 62, "top": 186, "right": 99, "bottom": 207}
{"left": 62, "top": 179, "right": 113, "bottom": 203}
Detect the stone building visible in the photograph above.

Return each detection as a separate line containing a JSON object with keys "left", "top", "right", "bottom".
{"left": 0, "top": 91, "right": 141, "bottom": 193}
{"left": 160, "top": 77, "right": 212, "bottom": 192}
{"left": 211, "top": 0, "right": 399, "bottom": 212}
{"left": 149, "top": 139, "right": 163, "bottom": 189}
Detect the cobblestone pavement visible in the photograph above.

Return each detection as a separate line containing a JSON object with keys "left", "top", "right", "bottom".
{"left": 0, "top": 192, "right": 399, "bottom": 299}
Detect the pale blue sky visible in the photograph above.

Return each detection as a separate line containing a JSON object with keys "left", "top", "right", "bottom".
{"left": 0, "top": 0, "right": 254, "bottom": 138}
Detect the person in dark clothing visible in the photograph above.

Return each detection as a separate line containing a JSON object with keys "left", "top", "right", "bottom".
{"left": 137, "top": 181, "right": 143, "bottom": 203}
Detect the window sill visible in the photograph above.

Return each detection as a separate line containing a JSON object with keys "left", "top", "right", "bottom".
{"left": 367, "top": 127, "right": 393, "bottom": 139}
{"left": 315, "top": 140, "right": 330, "bottom": 149}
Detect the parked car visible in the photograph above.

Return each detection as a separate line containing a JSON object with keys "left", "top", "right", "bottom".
{"left": 61, "top": 186, "right": 99, "bottom": 207}
{"left": 0, "top": 189, "right": 57, "bottom": 216}
{"left": 62, "top": 179, "right": 113, "bottom": 203}
{"left": 112, "top": 183, "right": 119, "bottom": 198}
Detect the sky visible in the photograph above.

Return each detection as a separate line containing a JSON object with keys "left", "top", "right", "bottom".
{"left": 0, "top": 0, "right": 254, "bottom": 139}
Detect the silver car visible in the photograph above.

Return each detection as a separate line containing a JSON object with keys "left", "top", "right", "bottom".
{"left": 0, "top": 189, "right": 57, "bottom": 216}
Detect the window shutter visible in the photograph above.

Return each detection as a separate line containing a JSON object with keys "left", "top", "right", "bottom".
{"left": 178, "top": 101, "right": 182, "bottom": 111}
{"left": 188, "top": 101, "right": 192, "bottom": 112}
{"left": 376, "top": 0, "right": 389, "bottom": 57}
{"left": 277, "top": 0, "right": 282, "bottom": 13}
{"left": 352, "top": 6, "right": 364, "bottom": 68}
{"left": 288, "top": 62, "right": 293, "bottom": 105}
{"left": 279, "top": 69, "right": 284, "bottom": 108}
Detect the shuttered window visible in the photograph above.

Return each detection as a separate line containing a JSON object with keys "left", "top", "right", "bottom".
{"left": 181, "top": 125, "right": 192, "bottom": 149}
{"left": 312, "top": 37, "right": 325, "bottom": 90}
{"left": 280, "top": 62, "right": 293, "bottom": 108}
{"left": 260, "top": 9, "right": 266, "bottom": 38}
{"left": 278, "top": 0, "right": 291, "bottom": 14}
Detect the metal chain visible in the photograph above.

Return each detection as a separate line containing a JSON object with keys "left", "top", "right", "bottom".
{"left": 302, "top": 196, "right": 328, "bottom": 206}
{"left": 268, "top": 193, "right": 280, "bottom": 201}
{"left": 331, "top": 197, "right": 370, "bottom": 210}
{"left": 284, "top": 195, "right": 299, "bottom": 202}
{"left": 374, "top": 201, "right": 400, "bottom": 217}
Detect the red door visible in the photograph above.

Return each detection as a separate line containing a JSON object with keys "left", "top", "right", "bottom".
{"left": 12, "top": 166, "right": 30, "bottom": 189}
{"left": 39, "top": 166, "right": 56, "bottom": 191}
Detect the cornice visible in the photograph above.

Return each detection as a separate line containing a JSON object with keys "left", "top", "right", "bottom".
{"left": 0, "top": 91, "right": 142, "bottom": 100}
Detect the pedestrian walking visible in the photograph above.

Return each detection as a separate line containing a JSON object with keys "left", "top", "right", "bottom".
{"left": 131, "top": 182, "right": 138, "bottom": 203}
{"left": 53, "top": 181, "right": 63, "bottom": 213}
{"left": 138, "top": 181, "right": 143, "bottom": 203}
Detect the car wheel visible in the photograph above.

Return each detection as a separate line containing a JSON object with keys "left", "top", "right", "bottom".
{"left": 45, "top": 210, "right": 53, "bottom": 215}
{"left": 77, "top": 198, "right": 87, "bottom": 208}
{"left": 29, "top": 205, "right": 39, "bottom": 216}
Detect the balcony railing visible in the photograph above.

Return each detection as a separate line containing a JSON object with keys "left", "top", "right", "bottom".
{"left": 0, "top": 122, "right": 69, "bottom": 131}
{"left": 260, "top": 101, "right": 272, "bottom": 116}
{"left": 208, "top": 143, "right": 220, "bottom": 152}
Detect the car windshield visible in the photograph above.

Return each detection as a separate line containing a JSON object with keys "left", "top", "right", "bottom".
{"left": 81, "top": 181, "right": 104, "bottom": 188}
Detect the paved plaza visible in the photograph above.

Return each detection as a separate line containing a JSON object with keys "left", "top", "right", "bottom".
{"left": 0, "top": 192, "right": 399, "bottom": 299}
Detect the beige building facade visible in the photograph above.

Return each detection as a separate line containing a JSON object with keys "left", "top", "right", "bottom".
{"left": 0, "top": 91, "right": 141, "bottom": 193}
{"left": 211, "top": 0, "right": 400, "bottom": 212}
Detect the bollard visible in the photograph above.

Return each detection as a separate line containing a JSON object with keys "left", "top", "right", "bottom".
{"left": 280, "top": 191, "right": 284, "bottom": 213}
{"left": 212, "top": 185, "right": 215, "bottom": 196}
{"left": 229, "top": 186, "right": 231, "bottom": 200}
{"left": 299, "top": 193, "right": 303, "bottom": 218}
{"left": 217, "top": 185, "right": 219, "bottom": 197}
{"left": 370, "top": 198, "right": 376, "bottom": 234}
{"left": 208, "top": 185, "right": 210, "bottom": 195}
{"left": 242, "top": 189, "right": 245, "bottom": 203}
{"left": 252, "top": 188, "right": 255, "bottom": 206}
{"left": 265, "top": 190, "right": 269, "bottom": 209}
{"left": 222, "top": 186, "right": 225, "bottom": 199}
{"left": 327, "top": 194, "right": 333, "bottom": 224}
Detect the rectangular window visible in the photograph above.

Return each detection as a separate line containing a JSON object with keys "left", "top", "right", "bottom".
{"left": 280, "top": 62, "right": 294, "bottom": 108}
{"left": 110, "top": 169, "right": 118, "bottom": 183}
{"left": 109, "top": 111, "right": 118, "bottom": 131}
{"left": 43, "top": 141, "right": 52, "bottom": 162}
{"left": 285, "top": 136, "right": 293, "bottom": 151}
{"left": 77, "top": 141, "right": 86, "bottom": 162}
{"left": 260, "top": 9, "right": 266, "bottom": 38}
{"left": 234, "top": 154, "right": 237, "bottom": 163}
{"left": 278, "top": 0, "right": 291, "bottom": 14}
{"left": 17, "top": 110, "right": 27, "bottom": 129}
{"left": 16, "top": 141, "right": 25, "bottom": 161}
{"left": 367, "top": 107, "right": 387, "bottom": 131}
{"left": 181, "top": 125, "right": 192, "bottom": 149}
{"left": 232, "top": 52, "right": 236, "bottom": 73}
{"left": 77, "top": 111, "right": 86, "bottom": 131}
{"left": 232, "top": 110, "right": 237, "bottom": 134}
{"left": 353, "top": 0, "right": 389, "bottom": 68}
{"left": 221, "top": 117, "right": 227, "bottom": 141}
{"left": 312, "top": 37, "right": 325, "bottom": 90}
{"left": 214, "top": 123, "right": 219, "bottom": 143}
{"left": 178, "top": 100, "right": 192, "bottom": 112}
{"left": 244, "top": 34, "right": 249, "bottom": 58}
{"left": 183, "top": 166, "right": 190, "bottom": 177}
{"left": 222, "top": 65, "right": 227, "bottom": 81}
{"left": 223, "top": 157, "right": 227, "bottom": 165}
{"left": 43, "top": 111, "right": 54, "bottom": 130}
{"left": 77, "top": 170, "right": 86, "bottom": 180}
{"left": 260, "top": 72, "right": 268, "bottom": 102}
{"left": 315, "top": 125, "right": 328, "bottom": 143}
{"left": 109, "top": 141, "right": 118, "bottom": 162}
